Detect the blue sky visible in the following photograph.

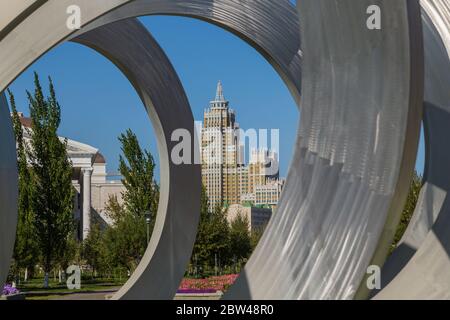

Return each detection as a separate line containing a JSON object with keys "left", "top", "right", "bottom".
{"left": 6, "top": 15, "right": 424, "bottom": 178}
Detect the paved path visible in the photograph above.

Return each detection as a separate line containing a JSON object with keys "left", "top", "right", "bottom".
{"left": 49, "top": 288, "right": 119, "bottom": 300}
{"left": 50, "top": 290, "right": 222, "bottom": 300}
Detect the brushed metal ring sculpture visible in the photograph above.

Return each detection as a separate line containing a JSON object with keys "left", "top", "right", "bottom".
{"left": 0, "top": 89, "right": 18, "bottom": 293}
{"left": 2, "top": 0, "right": 450, "bottom": 300}
{"left": 373, "top": 0, "right": 450, "bottom": 299}
{"left": 0, "top": 0, "right": 303, "bottom": 300}
{"left": 1, "top": 16, "right": 202, "bottom": 300}
{"left": 72, "top": 19, "right": 202, "bottom": 300}
{"left": 228, "top": 0, "right": 423, "bottom": 300}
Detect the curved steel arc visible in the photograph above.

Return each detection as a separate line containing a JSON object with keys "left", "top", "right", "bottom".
{"left": 374, "top": 0, "right": 450, "bottom": 299}
{"left": 0, "top": 0, "right": 430, "bottom": 300}
{"left": 0, "top": 12, "right": 201, "bottom": 298}
{"left": 72, "top": 19, "right": 201, "bottom": 300}
{"left": 74, "top": 0, "right": 302, "bottom": 104}
{"left": 0, "top": 0, "right": 132, "bottom": 93}
{"left": 0, "top": 94, "right": 18, "bottom": 291}
{"left": 0, "top": 0, "right": 301, "bottom": 104}
{"left": 0, "top": 0, "right": 303, "bottom": 296}
{"left": 226, "top": 0, "right": 423, "bottom": 300}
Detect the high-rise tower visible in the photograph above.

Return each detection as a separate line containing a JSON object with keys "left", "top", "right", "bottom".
{"left": 201, "top": 81, "right": 284, "bottom": 210}
{"left": 201, "top": 81, "right": 242, "bottom": 208}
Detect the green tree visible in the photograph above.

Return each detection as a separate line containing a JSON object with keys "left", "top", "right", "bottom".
{"left": 8, "top": 90, "right": 40, "bottom": 281}
{"left": 390, "top": 171, "right": 423, "bottom": 252}
{"left": 191, "top": 186, "right": 213, "bottom": 272}
{"left": 82, "top": 222, "right": 104, "bottom": 277}
{"left": 99, "top": 129, "right": 159, "bottom": 274}
{"left": 118, "top": 129, "right": 158, "bottom": 223}
{"left": 250, "top": 225, "right": 265, "bottom": 251}
{"left": 26, "top": 73, "right": 75, "bottom": 287}
{"left": 229, "top": 212, "right": 252, "bottom": 261}
{"left": 57, "top": 232, "right": 80, "bottom": 280}
{"left": 104, "top": 194, "right": 126, "bottom": 223}
{"left": 205, "top": 204, "right": 230, "bottom": 271}
{"left": 190, "top": 192, "right": 232, "bottom": 275}
{"left": 104, "top": 212, "right": 147, "bottom": 272}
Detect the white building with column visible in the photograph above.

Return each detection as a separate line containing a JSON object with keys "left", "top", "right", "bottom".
{"left": 17, "top": 113, "right": 125, "bottom": 240}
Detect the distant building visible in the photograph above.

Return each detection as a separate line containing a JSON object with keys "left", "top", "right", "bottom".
{"left": 240, "top": 192, "right": 255, "bottom": 205}
{"left": 16, "top": 113, "right": 125, "bottom": 240}
{"left": 227, "top": 204, "right": 272, "bottom": 233}
{"left": 201, "top": 82, "right": 284, "bottom": 209}
{"left": 201, "top": 81, "right": 242, "bottom": 208}
{"left": 254, "top": 179, "right": 285, "bottom": 210}
{"left": 245, "top": 149, "right": 280, "bottom": 199}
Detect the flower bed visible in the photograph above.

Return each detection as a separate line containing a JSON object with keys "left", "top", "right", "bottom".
{"left": 178, "top": 274, "right": 239, "bottom": 294}
{"left": 2, "top": 284, "right": 19, "bottom": 296}
{"left": 177, "top": 289, "right": 217, "bottom": 294}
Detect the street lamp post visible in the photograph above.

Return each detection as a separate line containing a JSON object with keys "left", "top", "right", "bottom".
{"left": 144, "top": 210, "right": 151, "bottom": 244}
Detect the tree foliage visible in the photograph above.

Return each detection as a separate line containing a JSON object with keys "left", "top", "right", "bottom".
{"left": 9, "top": 90, "right": 39, "bottom": 274}
{"left": 97, "top": 129, "right": 159, "bottom": 273}
{"left": 82, "top": 222, "right": 104, "bottom": 275}
{"left": 118, "top": 129, "right": 158, "bottom": 223}
{"left": 390, "top": 171, "right": 423, "bottom": 252}
{"left": 229, "top": 212, "right": 252, "bottom": 261}
{"left": 26, "top": 73, "right": 75, "bottom": 283}
{"left": 191, "top": 186, "right": 212, "bottom": 268}
{"left": 58, "top": 232, "right": 79, "bottom": 273}
{"left": 104, "top": 194, "right": 126, "bottom": 223}
{"left": 206, "top": 204, "right": 231, "bottom": 266}
{"left": 190, "top": 191, "right": 233, "bottom": 275}
{"left": 102, "top": 212, "right": 147, "bottom": 272}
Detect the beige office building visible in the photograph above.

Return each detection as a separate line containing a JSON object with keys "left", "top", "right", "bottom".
{"left": 227, "top": 204, "right": 272, "bottom": 233}
{"left": 201, "top": 82, "right": 284, "bottom": 209}
{"left": 201, "top": 81, "right": 243, "bottom": 208}
{"left": 254, "top": 179, "right": 285, "bottom": 210}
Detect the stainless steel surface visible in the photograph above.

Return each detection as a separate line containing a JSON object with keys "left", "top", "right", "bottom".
{"left": 0, "top": 0, "right": 436, "bottom": 300}
{"left": 0, "top": 0, "right": 131, "bottom": 92}
{"left": 0, "top": 14, "right": 201, "bottom": 298}
{"left": 0, "top": 0, "right": 132, "bottom": 290}
{"left": 0, "top": 0, "right": 43, "bottom": 35}
{"left": 73, "top": 19, "right": 201, "bottom": 300}
{"left": 374, "top": 0, "right": 450, "bottom": 299}
{"left": 0, "top": 0, "right": 302, "bottom": 103}
{"left": 76, "top": 0, "right": 302, "bottom": 105}
{"left": 226, "top": 0, "right": 423, "bottom": 300}
{"left": 0, "top": 0, "right": 304, "bottom": 298}
{"left": 0, "top": 93, "right": 18, "bottom": 290}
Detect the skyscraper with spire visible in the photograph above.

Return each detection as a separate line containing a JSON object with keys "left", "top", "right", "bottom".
{"left": 201, "top": 81, "right": 283, "bottom": 210}
{"left": 202, "top": 81, "right": 242, "bottom": 208}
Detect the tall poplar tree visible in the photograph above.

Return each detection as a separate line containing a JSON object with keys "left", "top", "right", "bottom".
{"left": 118, "top": 129, "right": 158, "bottom": 223}
{"left": 26, "top": 73, "right": 75, "bottom": 287}
{"left": 100, "top": 129, "right": 159, "bottom": 272}
{"left": 8, "top": 90, "right": 39, "bottom": 280}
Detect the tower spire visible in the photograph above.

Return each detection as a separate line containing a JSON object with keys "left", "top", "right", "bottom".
{"left": 215, "top": 80, "right": 225, "bottom": 102}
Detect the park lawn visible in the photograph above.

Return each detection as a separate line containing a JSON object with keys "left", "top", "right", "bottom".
{"left": 18, "top": 277, "right": 125, "bottom": 300}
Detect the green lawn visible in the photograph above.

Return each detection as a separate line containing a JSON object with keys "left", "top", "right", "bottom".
{"left": 17, "top": 276, "right": 125, "bottom": 300}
